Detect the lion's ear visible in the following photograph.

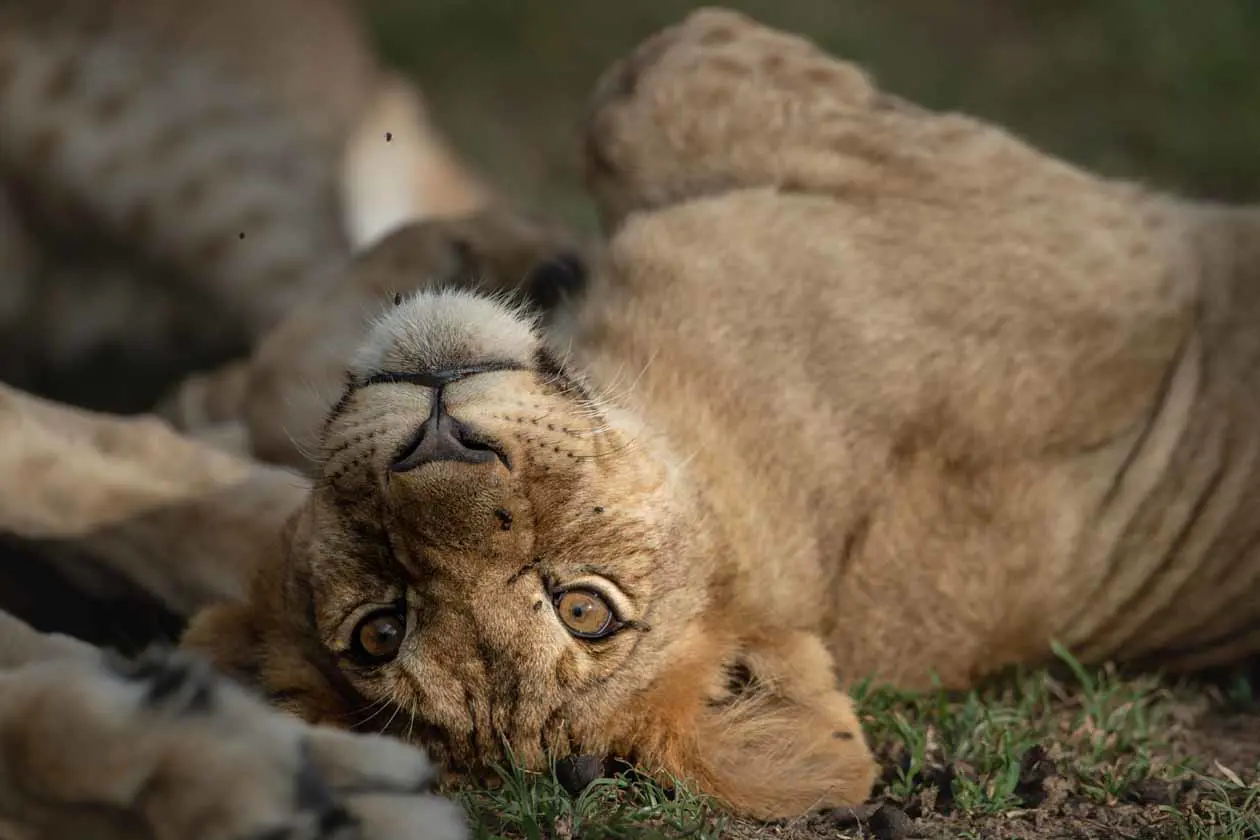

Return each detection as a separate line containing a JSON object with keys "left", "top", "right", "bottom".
{"left": 181, "top": 600, "right": 265, "bottom": 687}
{"left": 181, "top": 506, "right": 353, "bottom": 724}
{"left": 182, "top": 596, "right": 352, "bottom": 726}
{"left": 623, "top": 629, "right": 877, "bottom": 820}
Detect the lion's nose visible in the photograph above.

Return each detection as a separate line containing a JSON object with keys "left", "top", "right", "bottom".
{"left": 390, "top": 394, "right": 506, "bottom": 472}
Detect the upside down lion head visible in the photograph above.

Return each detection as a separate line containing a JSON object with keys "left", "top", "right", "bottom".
{"left": 184, "top": 286, "right": 875, "bottom": 819}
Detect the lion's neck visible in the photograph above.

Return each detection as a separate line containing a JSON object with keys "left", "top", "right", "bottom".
{"left": 566, "top": 336, "right": 844, "bottom": 636}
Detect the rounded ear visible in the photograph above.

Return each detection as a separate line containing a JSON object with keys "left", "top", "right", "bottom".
{"left": 180, "top": 507, "right": 308, "bottom": 687}
{"left": 179, "top": 508, "right": 365, "bottom": 726}
{"left": 181, "top": 600, "right": 264, "bottom": 687}
{"left": 618, "top": 629, "right": 877, "bottom": 819}
{"left": 183, "top": 595, "right": 356, "bottom": 726}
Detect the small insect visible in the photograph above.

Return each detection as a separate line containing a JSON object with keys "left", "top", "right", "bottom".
{"left": 238, "top": 232, "right": 246, "bottom": 240}
{"left": 393, "top": 292, "right": 403, "bottom": 306}
{"left": 385, "top": 132, "right": 393, "bottom": 142}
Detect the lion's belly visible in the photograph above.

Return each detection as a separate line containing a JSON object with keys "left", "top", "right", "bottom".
{"left": 1057, "top": 309, "right": 1260, "bottom": 672}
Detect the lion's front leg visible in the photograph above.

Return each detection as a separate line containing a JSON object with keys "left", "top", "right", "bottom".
{"left": 0, "top": 643, "right": 466, "bottom": 840}
{"left": 0, "top": 382, "right": 306, "bottom": 617}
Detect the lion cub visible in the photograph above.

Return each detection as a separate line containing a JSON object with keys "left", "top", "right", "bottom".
{"left": 186, "top": 8, "right": 1260, "bottom": 820}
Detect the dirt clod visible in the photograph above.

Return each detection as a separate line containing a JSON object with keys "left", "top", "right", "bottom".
{"left": 1124, "top": 778, "right": 1181, "bottom": 806}
{"left": 1015, "top": 744, "right": 1058, "bottom": 807}
{"left": 867, "top": 804, "right": 913, "bottom": 840}
{"left": 827, "top": 803, "right": 881, "bottom": 828}
{"left": 554, "top": 754, "right": 606, "bottom": 796}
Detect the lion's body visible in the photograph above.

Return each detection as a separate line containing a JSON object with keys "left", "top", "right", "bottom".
{"left": 569, "top": 9, "right": 1260, "bottom": 688}
{"left": 572, "top": 187, "right": 1260, "bottom": 687}
{"left": 577, "top": 126, "right": 1260, "bottom": 688}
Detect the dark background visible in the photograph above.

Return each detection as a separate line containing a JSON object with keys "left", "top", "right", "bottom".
{"left": 366, "top": 0, "right": 1260, "bottom": 233}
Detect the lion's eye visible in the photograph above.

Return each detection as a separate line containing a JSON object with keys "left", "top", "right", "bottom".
{"left": 350, "top": 609, "right": 406, "bottom": 663}
{"left": 554, "top": 588, "right": 617, "bottom": 639}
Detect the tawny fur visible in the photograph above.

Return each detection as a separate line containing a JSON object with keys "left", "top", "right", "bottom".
{"left": 180, "top": 9, "right": 1260, "bottom": 820}
{"left": 163, "top": 209, "right": 586, "bottom": 470}
{"left": 0, "top": 383, "right": 471, "bottom": 840}
{"left": 0, "top": 381, "right": 306, "bottom": 615}
{"left": 0, "top": 0, "right": 487, "bottom": 411}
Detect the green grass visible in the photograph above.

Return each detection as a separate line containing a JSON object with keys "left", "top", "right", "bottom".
{"left": 861, "top": 641, "right": 1191, "bottom": 809}
{"left": 1167, "top": 779, "right": 1260, "bottom": 840}
{"left": 460, "top": 756, "right": 726, "bottom": 840}
{"left": 456, "top": 647, "right": 1259, "bottom": 838}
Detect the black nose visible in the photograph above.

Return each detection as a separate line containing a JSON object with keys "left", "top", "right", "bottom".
{"left": 390, "top": 393, "right": 505, "bottom": 472}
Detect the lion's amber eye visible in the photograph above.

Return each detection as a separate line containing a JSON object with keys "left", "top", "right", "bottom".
{"left": 351, "top": 610, "right": 406, "bottom": 663}
{"left": 554, "top": 589, "right": 617, "bottom": 639}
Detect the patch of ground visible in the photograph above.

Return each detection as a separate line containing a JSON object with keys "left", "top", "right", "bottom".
{"left": 727, "top": 702, "right": 1260, "bottom": 840}
{"left": 739, "top": 665, "right": 1260, "bottom": 840}
{"left": 462, "top": 655, "right": 1259, "bottom": 839}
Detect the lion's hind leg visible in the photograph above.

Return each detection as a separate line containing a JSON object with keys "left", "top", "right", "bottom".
{"left": 583, "top": 7, "right": 1102, "bottom": 232}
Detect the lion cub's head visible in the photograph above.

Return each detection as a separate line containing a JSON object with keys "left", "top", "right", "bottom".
{"left": 185, "top": 289, "right": 874, "bottom": 818}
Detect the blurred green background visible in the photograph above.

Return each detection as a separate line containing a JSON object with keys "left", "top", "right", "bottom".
{"left": 365, "top": 0, "right": 1260, "bottom": 234}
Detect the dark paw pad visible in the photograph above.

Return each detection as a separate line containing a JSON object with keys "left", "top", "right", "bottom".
{"left": 296, "top": 743, "right": 361, "bottom": 838}
{"left": 124, "top": 648, "right": 215, "bottom": 714}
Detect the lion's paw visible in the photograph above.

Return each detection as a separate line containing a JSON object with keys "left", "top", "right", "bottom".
{"left": 583, "top": 7, "right": 1081, "bottom": 230}
{"left": 0, "top": 648, "right": 466, "bottom": 840}
{"left": 584, "top": 7, "right": 883, "bottom": 223}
